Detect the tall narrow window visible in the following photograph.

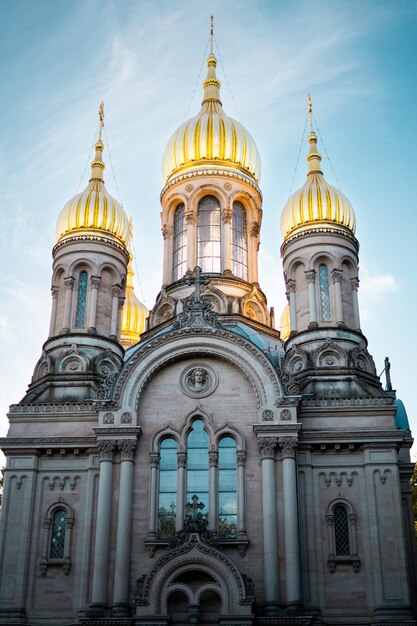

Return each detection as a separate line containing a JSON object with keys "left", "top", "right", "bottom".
{"left": 187, "top": 419, "right": 209, "bottom": 514}
{"left": 50, "top": 508, "right": 67, "bottom": 559}
{"left": 231, "top": 201, "right": 248, "bottom": 280}
{"left": 334, "top": 504, "right": 350, "bottom": 555}
{"left": 197, "top": 195, "right": 221, "bottom": 273}
{"left": 158, "top": 438, "right": 177, "bottom": 538}
{"left": 173, "top": 203, "right": 187, "bottom": 281}
{"left": 319, "top": 264, "right": 331, "bottom": 321}
{"left": 218, "top": 437, "right": 237, "bottom": 538}
{"left": 75, "top": 271, "right": 88, "bottom": 327}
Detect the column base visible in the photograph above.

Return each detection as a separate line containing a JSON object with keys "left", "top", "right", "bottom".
{"left": 87, "top": 327, "right": 97, "bottom": 334}
{"left": 111, "top": 604, "right": 131, "bottom": 617}
{"left": 86, "top": 603, "right": 108, "bottom": 618}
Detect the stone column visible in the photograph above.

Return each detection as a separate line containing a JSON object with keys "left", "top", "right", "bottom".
{"left": 186, "top": 212, "right": 196, "bottom": 274}
{"left": 279, "top": 436, "right": 301, "bottom": 608}
{"left": 110, "top": 286, "right": 121, "bottom": 339}
{"left": 177, "top": 452, "right": 186, "bottom": 531}
{"left": 162, "top": 224, "right": 173, "bottom": 285}
{"left": 222, "top": 209, "right": 232, "bottom": 274}
{"left": 258, "top": 437, "right": 279, "bottom": 607}
{"left": 112, "top": 439, "right": 138, "bottom": 616}
{"left": 350, "top": 277, "right": 361, "bottom": 331}
{"left": 62, "top": 276, "right": 74, "bottom": 333}
{"left": 116, "top": 294, "right": 125, "bottom": 338}
{"left": 90, "top": 440, "right": 116, "bottom": 611}
{"left": 305, "top": 270, "right": 318, "bottom": 327}
{"left": 87, "top": 276, "right": 100, "bottom": 333}
{"left": 49, "top": 285, "right": 59, "bottom": 337}
{"left": 286, "top": 280, "right": 297, "bottom": 333}
{"left": 209, "top": 451, "right": 218, "bottom": 531}
{"left": 249, "top": 221, "right": 260, "bottom": 283}
{"left": 148, "top": 452, "right": 159, "bottom": 537}
{"left": 237, "top": 450, "right": 246, "bottom": 537}
{"left": 331, "top": 269, "right": 344, "bottom": 325}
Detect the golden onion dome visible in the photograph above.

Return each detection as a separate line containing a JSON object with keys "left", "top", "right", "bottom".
{"left": 280, "top": 303, "right": 291, "bottom": 341}
{"left": 120, "top": 254, "right": 148, "bottom": 348}
{"left": 56, "top": 109, "right": 130, "bottom": 247}
{"left": 162, "top": 52, "right": 261, "bottom": 184}
{"left": 281, "top": 98, "right": 356, "bottom": 242}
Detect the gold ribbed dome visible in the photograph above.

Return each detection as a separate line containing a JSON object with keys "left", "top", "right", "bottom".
{"left": 120, "top": 228, "right": 148, "bottom": 348}
{"left": 281, "top": 101, "right": 356, "bottom": 241}
{"left": 56, "top": 113, "right": 130, "bottom": 247}
{"left": 280, "top": 303, "right": 291, "bottom": 341}
{"left": 162, "top": 52, "right": 261, "bottom": 184}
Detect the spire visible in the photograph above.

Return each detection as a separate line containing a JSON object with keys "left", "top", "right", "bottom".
{"left": 90, "top": 102, "right": 106, "bottom": 182}
{"left": 202, "top": 16, "right": 222, "bottom": 106}
{"left": 306, "top": 94, "right": 323, "bottom": 176}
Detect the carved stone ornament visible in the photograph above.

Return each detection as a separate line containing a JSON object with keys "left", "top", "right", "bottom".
{"left": 97, "top": 440, "right": 116, "bottom": 461}
{"left": 103, "top": 412, "right": 114, "bottom": 424}
{"left": 180, "top": 363, "right": 218, "bottom": 399}
{"left": 185, "top": 183, "right": 194, "bottom": 192}
{"left": 278, "top": 436, "right": 298, "bottom": 458}
{"left": 257, "top": 437, "right": 278, "bottom": 459}
{"left": 280, "top": 409, "right": 292, "bottom": 421}
{"left": 305, "top": 270, "right": 316, "bottom": 284}
{"left": 121, "top": 411, "right": 132, "bottom": 424}
{"left": 262, "top": 409, "right": 274, "bottom": 421}
{"left": 118, "top": 439, "right": 137, "bottom": 461}
{"left": 224, "top": 182, "right": 232, "bottom": 190}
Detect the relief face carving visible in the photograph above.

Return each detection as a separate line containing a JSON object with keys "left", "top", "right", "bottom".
{"left": 180, "top": 364, "right": 218, "bottom": 398}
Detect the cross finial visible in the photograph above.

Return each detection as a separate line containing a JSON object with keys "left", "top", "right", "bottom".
{"left": 210, "top": 15, "right": 214, "bottom": 55}
{"left": 307, "top": 94, "right": 313, "bottom": 132}
{"left": 185, "top": 495, "right": 205, "bottom": 521}
{"left": 186, "top": 266, "right": 210, "bottom": 302}
{"left": 384, "top": 356, "right": 392, "bottom": 391}
{"left": 98, "top": 101, "right": 105, "bottom": 140}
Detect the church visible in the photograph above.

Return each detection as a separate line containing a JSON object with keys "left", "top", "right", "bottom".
{"left": 0, "top": 23, "right": 416, "bottom": 626}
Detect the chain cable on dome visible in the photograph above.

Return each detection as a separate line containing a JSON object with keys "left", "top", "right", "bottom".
{"left": 213, "top": 35, "right": 243, "bottom": 124}
{"left": 289, "top": 113, "right": 309, "bottom": 194}
{"left": 182, "top": 37, "right": 210, "bottom": 122}
{"left": 75, "top": 122, "right": 99, "bottom": 193}
{"left": 312, "top": 112, "right": 343, "bottom": 191}
{"left": 103, "top": 125, "right": 124, "bottom": 206}
{"left": 131, "top": 233, "right": 149, "bottom": 308}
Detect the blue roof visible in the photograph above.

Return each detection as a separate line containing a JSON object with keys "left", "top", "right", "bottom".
{"left": 394, "top": 398, "right": 410, "bottom": 430}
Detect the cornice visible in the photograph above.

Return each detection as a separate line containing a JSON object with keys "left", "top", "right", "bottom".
{"left": 8, "top": 402, "right": 102, "bottom": 415}
{"left": 280, "top": 225, "right": 359, "bottom": 254}
{"left": 53, "top": 232, "right": 129, "bottom": 260}
{"left": 0, "top": 436, "right": 96, "bottom": 449}
{"left": 161, "top": 166, "right": 262, "bottom": 201}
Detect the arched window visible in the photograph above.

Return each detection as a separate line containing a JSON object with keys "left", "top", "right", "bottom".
{"left": 158, "top": 438, "right": 178, "bottom": 538}
{"left": 218, "top": 437, "right": 237, "bottom": 538}
{"left": 197, "top": 195, "right": 221, "bottom": 273}
{"left": 334, "top": 504, "right": 350, "bottom": 555}
{"left": 50, "top": 508, "right": 67, "bottom": 559}
{"left": 173, "top": 203, "right": 187, "bottom": 281}
{"left": 75, "top": 271, "right": 88, "bottom": 327}
{"left": 231, "top": 201, "right": 248, "bottom": 280}
{"left": 187, "top": 419, "right": 209, "bottom": 513}
{"left": 319, "top": 264, "right": 331, "bottom": 321}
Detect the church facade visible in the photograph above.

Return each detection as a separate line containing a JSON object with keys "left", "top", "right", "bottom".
{"left": 0, "top": 36, "right": 416, "bottom": 626}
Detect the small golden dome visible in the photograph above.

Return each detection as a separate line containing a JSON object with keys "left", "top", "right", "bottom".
{"left": 56, "top": 108, "right": 130, "bottom": 247}
{"left": 281, "top": 100, "right": 356, "bottom": 241}
{"left": 162, "top": 52, "right": 261, "bottom": 184}
{"left": 280, "top": 304, "right": 291, "bottom": 341}
{"left": 120, "top": 255, "right": 148, "bottom": 348}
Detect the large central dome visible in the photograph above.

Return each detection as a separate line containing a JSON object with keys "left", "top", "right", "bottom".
{"left": 162, "top": 53, "right": 261, "bottom": 184}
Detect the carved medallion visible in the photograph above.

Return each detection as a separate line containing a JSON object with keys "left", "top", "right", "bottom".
{"left": 180, "top": 364, "right": 218, "bottom": 398}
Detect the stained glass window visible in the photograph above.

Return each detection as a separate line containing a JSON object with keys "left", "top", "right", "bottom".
{"left": 50, "top": 509, "right": 67, "bottom": 559}
{"left": 187, "top": 419, "right": 209, "bottom": 515}
{"left": 158, "top": 438, "right": 177, "bottom": 538}
{"left": 334, "top": 504, "right": 350, "bottom": 555}
{"left": 218, "top": 437, "right": 237, "bottom": 538}
{"left": 75, "top": 271, "right": 88, "bottom": 327}
{"left": 197, "top": 195, "right": 221, "bottom": 273}
{"left": 319, "top": 264, "right": 331, "bottom": 321}
{"left": 231, "top": 201, "right": 248, "bottom": 280}
{"left": 173, "top": 203, "right": 187, "bottom": 281}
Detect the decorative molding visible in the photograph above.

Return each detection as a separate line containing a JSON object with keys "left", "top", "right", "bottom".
{"left": 262, "top": 409, "right": 274, "bottom": 421}
{"left": 180, "top": 363, "right": 219, "bottom": 399}
{"left": 302, "top": 397, "right": 394, "bottom": 408}
{"left": 160, "top": 167, "right": 262, "bottom": 201}
{"left": 278, "top": 436, "right": 298, "bottom": 458}
{"left": 103, "top": 412, "right": 114, "bottom": 424}
{"left": 257, "top": 437, "right": 278, "bottom": 459}
{"left": 97, "top": 440, "right": 116, "bottom": 461}
{"left": 117, "top": 439, "right": 137, "bottom": 461}
{"left": 280, "top": 409, "right": 292, "bottom": 421}
{"left": 331, "top": 268, "right": 343, "bottom": 283}
{"left": 121, "top": 411, "right": 132, "bottom": 424}
{"left": 305, "top": 270, "right": 316, "bottom": 284}
{"left": 9, "top": 402, "right": 100, "bottom": 414}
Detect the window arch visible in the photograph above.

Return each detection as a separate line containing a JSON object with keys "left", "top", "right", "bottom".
{"left": 40, "top": 501, "right": 74, "bottom": 576}
{"left": 197, "top": 195, "right": 221, "bottom": 273}
{"left": 326, "top": 499, "right": 360, "bottom": 573}
{"left": 158, "top": 438, "right": 178, "bottom": 538}
{"left": 50, "top": 508, "right": 67, "bottom": 558}
{"left": 334, "top": 504, "right": 350, "bottom": 555}
{"left": 75, "top": 270, "right": 88, "bottom": 327}
{"left": 173, "top": 203, "right": 187, "bottom": 281}
{"left": 318, "top": 263, "right": 331, "bottom": 321}
{"left": 231, "top": 201, "right": 248, "bottom": 280}
{"left": 186, "top": 419, "right": 209, "bottom": 513}
{"left": 218, "top": 436, "right": 237, "bottom": 538}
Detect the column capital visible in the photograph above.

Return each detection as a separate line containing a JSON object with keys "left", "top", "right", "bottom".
{"left": 118, "top": 295, "right": 126, "bottom": 310}
{"left": 162, "top": 224, "right": 173, "bottom": 239}
{"left": 278, "top": 436, "right": 298, "bottom": 458}
{"left": 209, "top": 451, "right": 218, "bottom": 467}
{"left": 185, "top": 211, "right": 196, "bottom": 225}
{"left": 222, "top": 208, "right": 233, "bottom": 224}
{"left": 149, "top": 452, "right": 160, "bottom": 468}
{"left": 249, "top": 221, "right": 260, "bottom": 237}
{"left": 117, "top": 439, "right": 137, "bottom": 461}
{"left": 177, "top": 452, "right": 187, "bottom": 468}
{"left": 286, "top": 279, "right": 296, "bottom": 293}
{"left": 51, "top": 285, "right": 59, "bottom": 298}
{"left": 112, "top": 285, "right": 122, "bottom": 298}
{"left": 97, "top": 440, "right": 116, "bottom": 461}
{"left": 237, "top": 450, "right": 246, "bottom": 466}
{"left": 331, "top": 268, "right": 343, "bottom": 283}
{"left": 350, "top": 276, "right": 360, "bottom": 291}
{"left": 305, "top": 270, "right": 316, "bottom": 284}
{"left": 64, "top": 276, "right": 75, "bottom": 290}
{"left": 90, "top": 275, "right": 101, "bottom": 289}
{"left": 257, "top": 437, "right": 278, "bottom": 459}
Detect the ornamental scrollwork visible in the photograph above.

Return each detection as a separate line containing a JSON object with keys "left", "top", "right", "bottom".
{"left": 278, "top": 436, "right": 298, "bottom": 458}
{"left": 117, "top": 439, "right": 137, "bottom": 461}
{"left": 97, "top": 440, "right": 116, "bottom": 461}
{"left": 257, "top": 437, "right": 278, "bottom": 459}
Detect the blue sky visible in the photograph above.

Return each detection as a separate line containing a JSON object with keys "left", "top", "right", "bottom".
{"left": 0, "top": 0, "right": 416, "bottom": 457}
